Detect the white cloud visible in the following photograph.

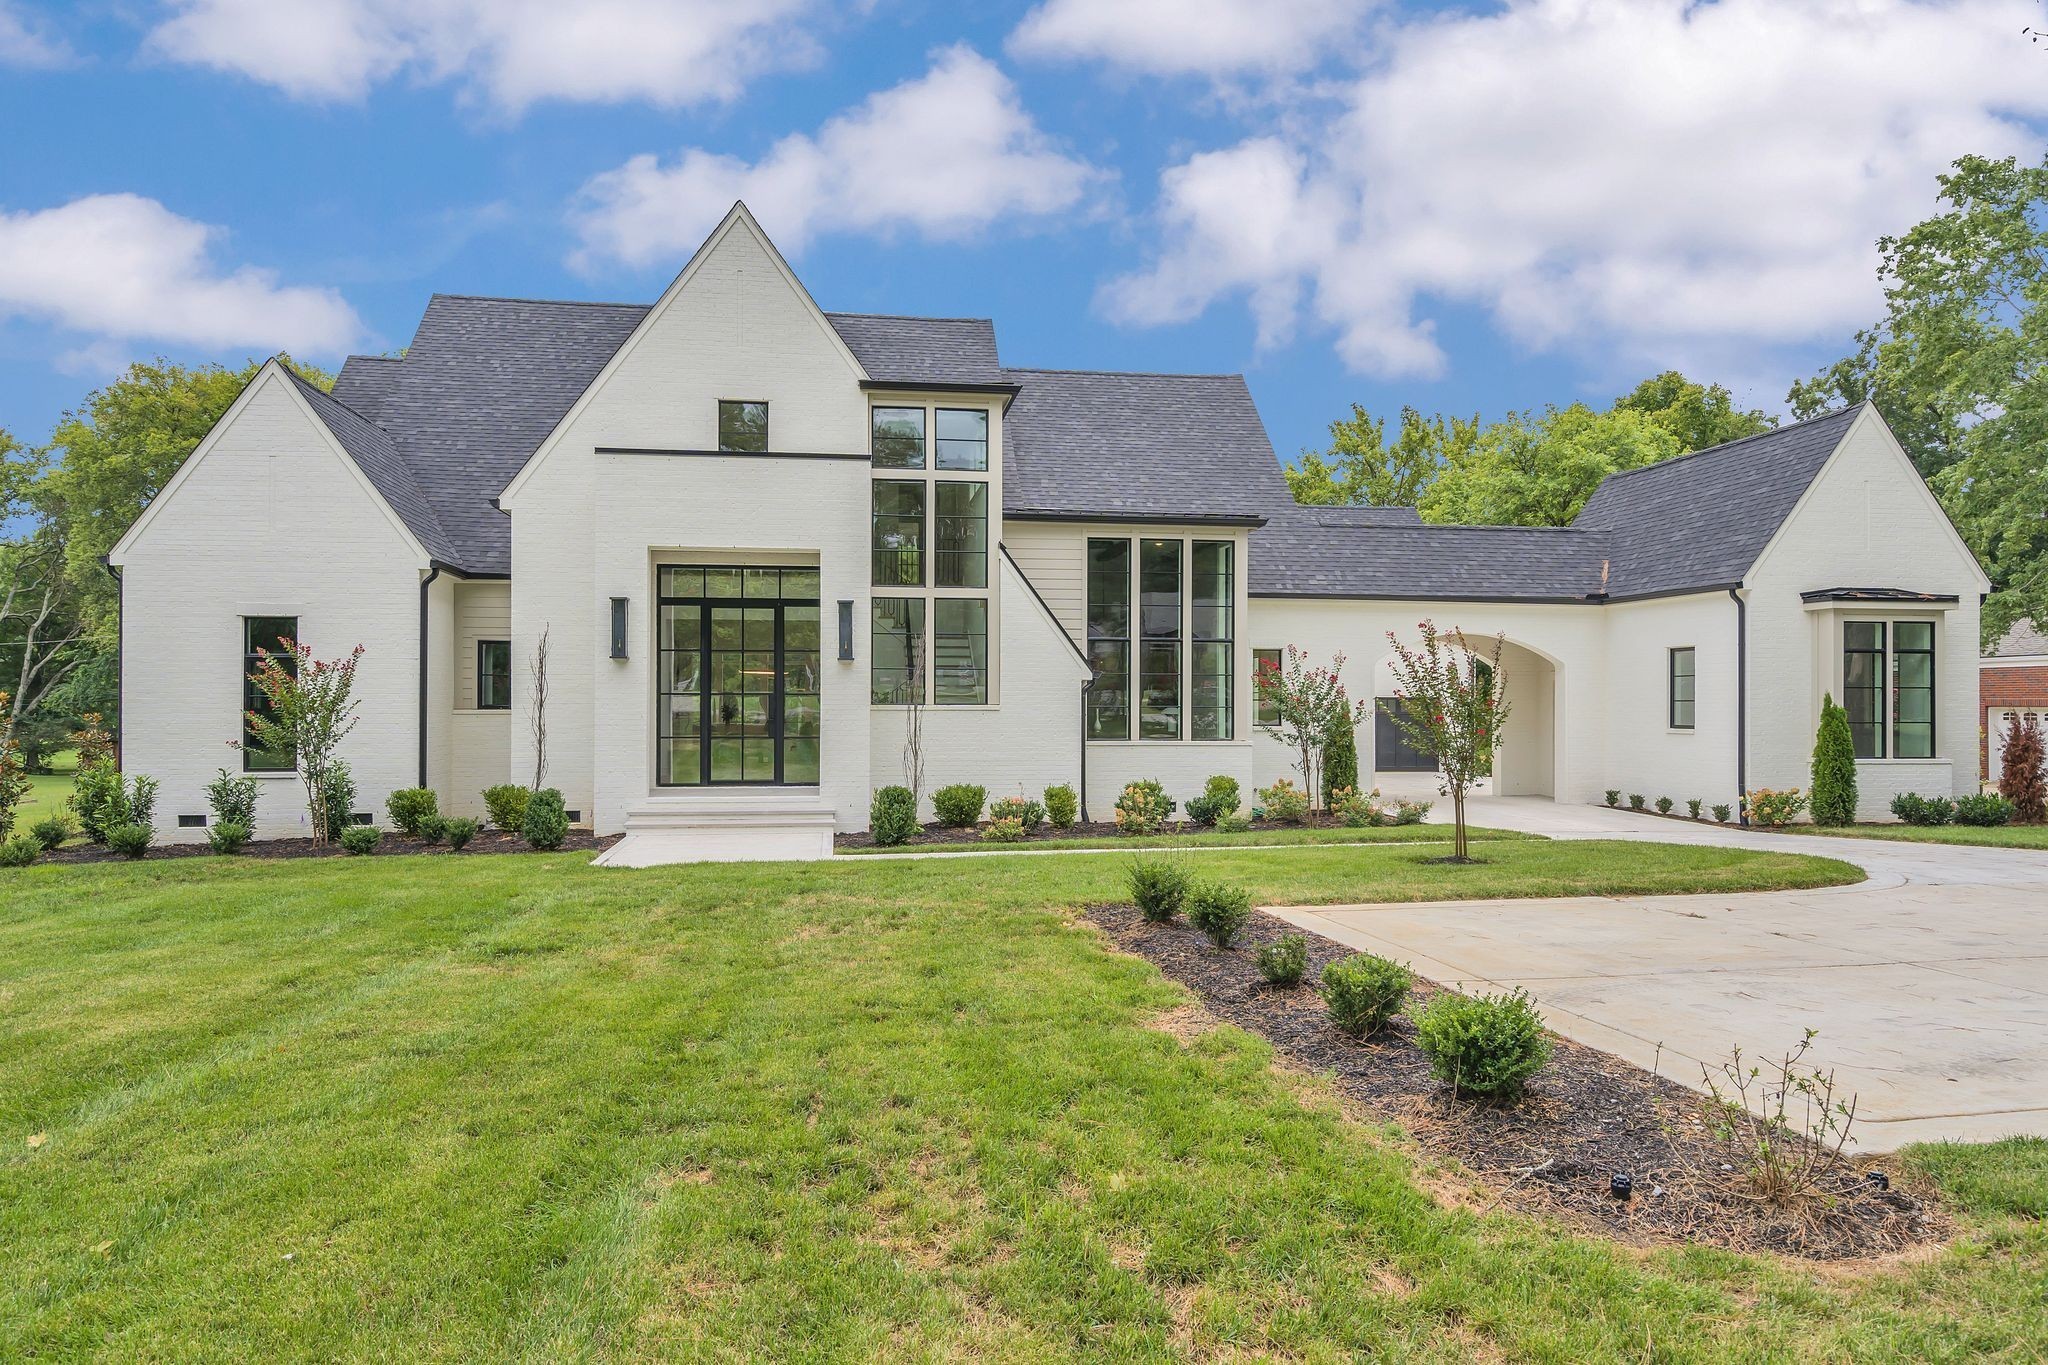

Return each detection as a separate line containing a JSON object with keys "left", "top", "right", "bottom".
{"left": 570, "top": 46, "right": 1106, "bottom": 270}
{"left": 1009, "top": 0, "right": 1370, "bottom": 78}
{"left": 1103, "top": 0, "right": 2048, "bottom": 378}
{"left": 145, "top": 0, "right": 820, "bottom": 111}
{"left": 0, "top": 2, "right": 69, "bottom": 67}
{"left": 0, "top": 194, "right": 363, "bottom": 354}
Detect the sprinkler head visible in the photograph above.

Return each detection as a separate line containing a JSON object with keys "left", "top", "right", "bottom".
{"left": 1611, "top": 1173, "right": 1633, "bottom": 1201}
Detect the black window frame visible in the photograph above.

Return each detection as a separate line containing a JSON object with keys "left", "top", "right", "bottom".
{"left": 1138, "top": 537, "right": 1183, "bottom": 740}
{"left": 717, "top": 400, "right": 768, "bottom": 453}
{"left": 870, "top": 480, "right": 926, "bottom": 587}
{"left": 870, "top": 405, "right": 927, "bottom": 469}
{"left": 242, "top": 615, "right": 298, "bottom": 772}
{"left": 1892, "top": 620, "right": 1936, "bottom": 760}
{"left": 933, "top": 598, "right": 989, "bottom": 705}
{"left": 934, "top": 406, "right": 989, "bottom": 471}
{"left": 655, "top": 566, "right": 821, "bottom": 787}
{"left": 477, "top": 639, "right": 512, "bottom": 711}
{"left": 933, "top": 480, "right": 988, "bottom": 589}
{"left": 1668, "top": 646, "right": 1695, "bottom": 730}
{"left": 1844, "top": 620, "right": 1887, "bottom": 759}
{"left": 1191, "top": 540, "right": 1234, "bottom": 741}
{"left": 1252, "top": 648, "right": 1281, "bottom": 728}
{"left": 1086, "top": 538, "right": 1132, "bottom": 739}
{"left": 870, "top": 596, "right": 926, "bottom": 705}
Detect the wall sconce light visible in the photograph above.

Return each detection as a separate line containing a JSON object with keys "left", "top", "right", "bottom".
{"left": 838, "top": 600, "right": 855, "bottom": 661}
{"left": 610, "top": 597, "right": 628, "bottom": 659}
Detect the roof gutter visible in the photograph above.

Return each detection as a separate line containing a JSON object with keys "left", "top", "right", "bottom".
{"left": 1005, "top": 510, "right": 1269, "bottom": 529}
{"left": 100, "top": 556, "right": 122, "bottom": 768}
{"left": 419, "top": 564, "right": 443, "bottom": 787}
{"left": 1728, "top": 586, "right": 1747, "bottom": 824}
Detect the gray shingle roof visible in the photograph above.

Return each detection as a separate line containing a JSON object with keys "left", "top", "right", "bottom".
{"left": 1251, "top": 512, "right": 1610, "bottom": 601}
{"left": 1572, "top": 406, "right": 1864, "bottom": 600}
{"left": 284, "top": 368, "right": 457, "bottom": 565}
{"left": 826, "top": 313, "right": 1004, "bottom": 387}
{"left": 1000, "top": 368, "right": 1296, "bottom": 524}
{"left": 1250, "top": 407, "right": 1866, "bottom": 602}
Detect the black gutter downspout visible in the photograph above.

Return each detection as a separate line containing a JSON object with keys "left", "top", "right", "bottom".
{"left": 1079, "top": 678, "right": 1095, "bottom": 823}
{"left": 418, "top": 565, "right": 442, "bottom": 788}
{"left": 100, "top": 557, "right": 123, "bottom": 768}
{"left": 1728, "top": 586, "right": 1747, "bottom": 825}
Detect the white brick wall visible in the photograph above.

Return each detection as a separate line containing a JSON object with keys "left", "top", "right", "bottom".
{"left": 111, "top": 368, "right": 428, "bottom": 842}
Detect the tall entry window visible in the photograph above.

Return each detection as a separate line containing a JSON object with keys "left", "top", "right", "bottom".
{"left": 1844, "top": 622, "right": 1887, "bottom": 758}
{"left": 242, "top": 615, "right": 298, "bottom": 771}
{"left": 1893, "top": 621, "right": 1935, "bottom": 759}
{"left": 1191, "top": 541, "right": 1233, "bottom": 740}
{"left": 657, "top": 566, "right": 821, "bottom": 786}
{"left": 1086, "top": 538, "right": 1131, "bottom": 738}
{"left": 1138, "top": 538, "right": 1183, "bottom": 739}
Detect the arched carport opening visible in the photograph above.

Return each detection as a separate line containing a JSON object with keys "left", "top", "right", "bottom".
{"left": 1366, "top": 637, "right": 1559, "bottom": 799}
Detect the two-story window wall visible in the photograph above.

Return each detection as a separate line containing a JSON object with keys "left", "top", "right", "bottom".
{"left": 868, "top": 398, "right": 999, "bottom": 707}
{"left": 1086, "top": 536, "right": 1237, "bottom": 741}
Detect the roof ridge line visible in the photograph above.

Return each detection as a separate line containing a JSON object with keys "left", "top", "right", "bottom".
{"left": 1002, "top": 365, "right": 1243, "bottom": 380}
{"left": 1594, "top": 402, "right": 1865, "bottom": 485}
{"left": 827, "top": 310, "right": 991, "bottom": 323}
{"left": 429, "top": 291, "right": 650, "bottom": 309}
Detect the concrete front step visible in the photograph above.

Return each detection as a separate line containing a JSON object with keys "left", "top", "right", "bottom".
{"left": 593, "top": 790, "right": 837, "bottom": 867}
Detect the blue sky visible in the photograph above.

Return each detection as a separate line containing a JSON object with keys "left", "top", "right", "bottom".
{"left": 2, "top": 0, "right": 2045, "bottom": 466}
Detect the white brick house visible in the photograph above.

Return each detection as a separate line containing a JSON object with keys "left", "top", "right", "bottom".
{"left": 107, "top": 204, "right": 1991, "bottom": 860}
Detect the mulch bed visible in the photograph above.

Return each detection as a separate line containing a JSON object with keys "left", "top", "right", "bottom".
{"left": 1085, "top": 902, "right": 1946, "bottom": 1261}
{"left": 833, "top": 814, "right": 1371, "bottom": 850}
{"left": 37, "top": 829, "right": 618, "bottom": 865}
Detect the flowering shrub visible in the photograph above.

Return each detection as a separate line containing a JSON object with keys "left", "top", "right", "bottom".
{"left": 1390, "top": 798, "right": 1432, "bottom": 826}
{"left": 1330, "top": 785, "right": 1379, "bottom": 827}
{"left": 1742, "top": 787, "right": 1809, "bottom": 828}
{"left": 980, "top": 815, "right": 1026, "bottom": 843}
{"left": 1114, "top": 780, "right": 1175, "bottom": 834}
{"left": 1252, "top": 646, "right": 1366, "bottom": 812}
{"left": 1382, "top": 622, "right": 1510, "bottom": 862}
{"left": 987, "top": 795, "right": 1045, "bottom": 831}
{"left": 1256, "top": 779, "right": 1310, "bottom": 824}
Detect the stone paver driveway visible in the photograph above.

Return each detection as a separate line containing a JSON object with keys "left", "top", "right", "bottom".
{"left": 1270, "top": 796, "right": 2048, "bottom": 1151}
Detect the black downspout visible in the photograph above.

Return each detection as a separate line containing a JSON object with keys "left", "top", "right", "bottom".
{"left": 419, "top": 565, "right": 442, "bottom": 788}
{"left": 100, "top": 557, "right": 123, "bottom": 768}
{"left": 1728, "top": 586, "right": 1747, "bottom": 824}
{"left": 1079, "top": 678, "right": 1095, "bottom": 823}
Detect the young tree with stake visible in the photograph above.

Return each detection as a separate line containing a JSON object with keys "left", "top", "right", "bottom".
{"left": 1382, "top": 622, "right": 1510, "bottom": 861}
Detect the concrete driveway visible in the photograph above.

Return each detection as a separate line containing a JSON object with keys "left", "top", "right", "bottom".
{"left": 1270, "top": 796, "right": 2048, "bottom": 1150}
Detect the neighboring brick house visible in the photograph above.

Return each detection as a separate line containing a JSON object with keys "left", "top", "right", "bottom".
{"left": 1982, "top": 619, "right": 2048, "bottom": 782}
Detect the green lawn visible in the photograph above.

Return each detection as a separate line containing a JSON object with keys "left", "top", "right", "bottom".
{"left": 1780, "top": 822, "right": 2048, "bottom": 849}
{"left": 8, "top": 841, "right": 2041, "bottom": 1362}
{"left": 13, "top": 750, "right": 78, "bottom": 837}
{"left": 840, "top": 823, "right": 1532, "bottom": 854}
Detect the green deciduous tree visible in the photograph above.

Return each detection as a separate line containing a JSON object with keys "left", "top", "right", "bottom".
{"left": 1810, "top": 693, "right": 1858, "bottom": 827}
{"left": 1420, "top": 403, "right": 1684, "bottom": 527}
{"left": 239, "top": 639, "right": 364, "bottom": 844}
{"left": 1288, "top": 405, "right": 1478, "bottom": 507}
{"left": 1613, "top": 371, "right": 1775, "bottom": 452}
{"left": 1789, "top": 154, "right": 2048, "bottom": 640}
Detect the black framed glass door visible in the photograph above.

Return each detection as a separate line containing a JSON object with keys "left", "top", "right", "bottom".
{"left": 658, "top": 567, "right": 821, "bottom": 786}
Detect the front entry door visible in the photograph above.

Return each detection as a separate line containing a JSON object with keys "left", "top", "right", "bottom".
{"left": 657, "top": 567, "right": 821, "bottom": 786}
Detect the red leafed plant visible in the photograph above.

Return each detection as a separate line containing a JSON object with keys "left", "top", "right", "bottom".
{"left": 1382, "top": 622, "right": 1511, "bottom": 862}
{"left": 235, "top": 640, "right": 366, "bottom": 843}
{"left": 1999, "top": 713, "right": 2046, "bottom": 824}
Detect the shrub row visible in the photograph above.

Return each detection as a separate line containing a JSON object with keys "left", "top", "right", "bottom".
{"left": 865, "top": 782, "right": 1081, "bottom": 847}
{"left": 1892, "top": 791, "right": 2011, "bottom": 827}
{"left": 1604, "top": 789, "right": 1735, "bottom": 823}
{"left": 1127, "top": 857, "right": 1551, "bottom": 1101}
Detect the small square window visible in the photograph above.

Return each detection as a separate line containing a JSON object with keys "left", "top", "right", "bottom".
{"left": 871, "top": 406, "right": 926, "bottom": 468}
{"left": 935, "top": 407, "right": 988, "bottom": 471}
{"left": 478, "top": 640, "right": 512, "bottom": 710}
{"left": 718, "top": 400, "right": 768, "bottom": 453}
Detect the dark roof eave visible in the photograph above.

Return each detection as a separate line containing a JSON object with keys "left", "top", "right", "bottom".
{"left": 1249, "top": 589, "right": 1608, "bottom": 606}
{"left": 859, "top": 379, "right": 1021, "bottom": 396}
{"left": 1005, "top": 509, "right": 1269, "bottom": 529}
{"left": 1799, "top": 587, "right": 1960, "bottom": 604}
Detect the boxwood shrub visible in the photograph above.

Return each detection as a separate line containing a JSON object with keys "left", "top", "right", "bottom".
{"left": 386, "top": 787, "right": 440, "bottom": 836}
{"left": 521, "top": 788, "right": 569, "bottom": 850}
{"left": 1413, "top": 988, "right": 1552, "bottom": 1101}
{"left": 483, "top": 784, "right": 532, "bottom": 831}
{"left": 1128, "top": 856, "right": 1190, "bottom": 923}
{"left": 1043, "top": 783, "right": 1078, "bottom": 830}
{"left": 1321, "top": 954, "right": 1412, "bottom": 1038}
{"left": 1186, "top": 879, "right": 1253, "bottom": 948}
{"left": 870, "top": 786, "right": 919, "bottom": 846}
{"left": 339, "top": 824, "right": 382, "bottom": 856}
{"left": 932, "top": 784, "right": 986, "bottom": 828}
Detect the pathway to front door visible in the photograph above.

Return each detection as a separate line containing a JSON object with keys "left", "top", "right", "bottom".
{"left": 1271, "top": 796, "right": 2048, "bottom": 1150}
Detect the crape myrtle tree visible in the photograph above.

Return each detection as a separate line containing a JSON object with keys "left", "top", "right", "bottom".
{"left": 237, "top": 640, "right": 364, "bottom": 843}
{"left": 1251, "top": 646, "right": 1366, "bottom": 814}
{"left": 1382, "top": 622, "right": 1511, "bottom": 862}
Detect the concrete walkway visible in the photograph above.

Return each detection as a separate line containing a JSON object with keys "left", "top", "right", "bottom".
{"left": 1271, "top": 795, "right": 2048, "bottom": 1151}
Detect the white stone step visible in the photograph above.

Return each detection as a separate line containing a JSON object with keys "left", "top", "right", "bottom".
{"left": 594, "top": 790, "right": 837, "bottom": 867}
